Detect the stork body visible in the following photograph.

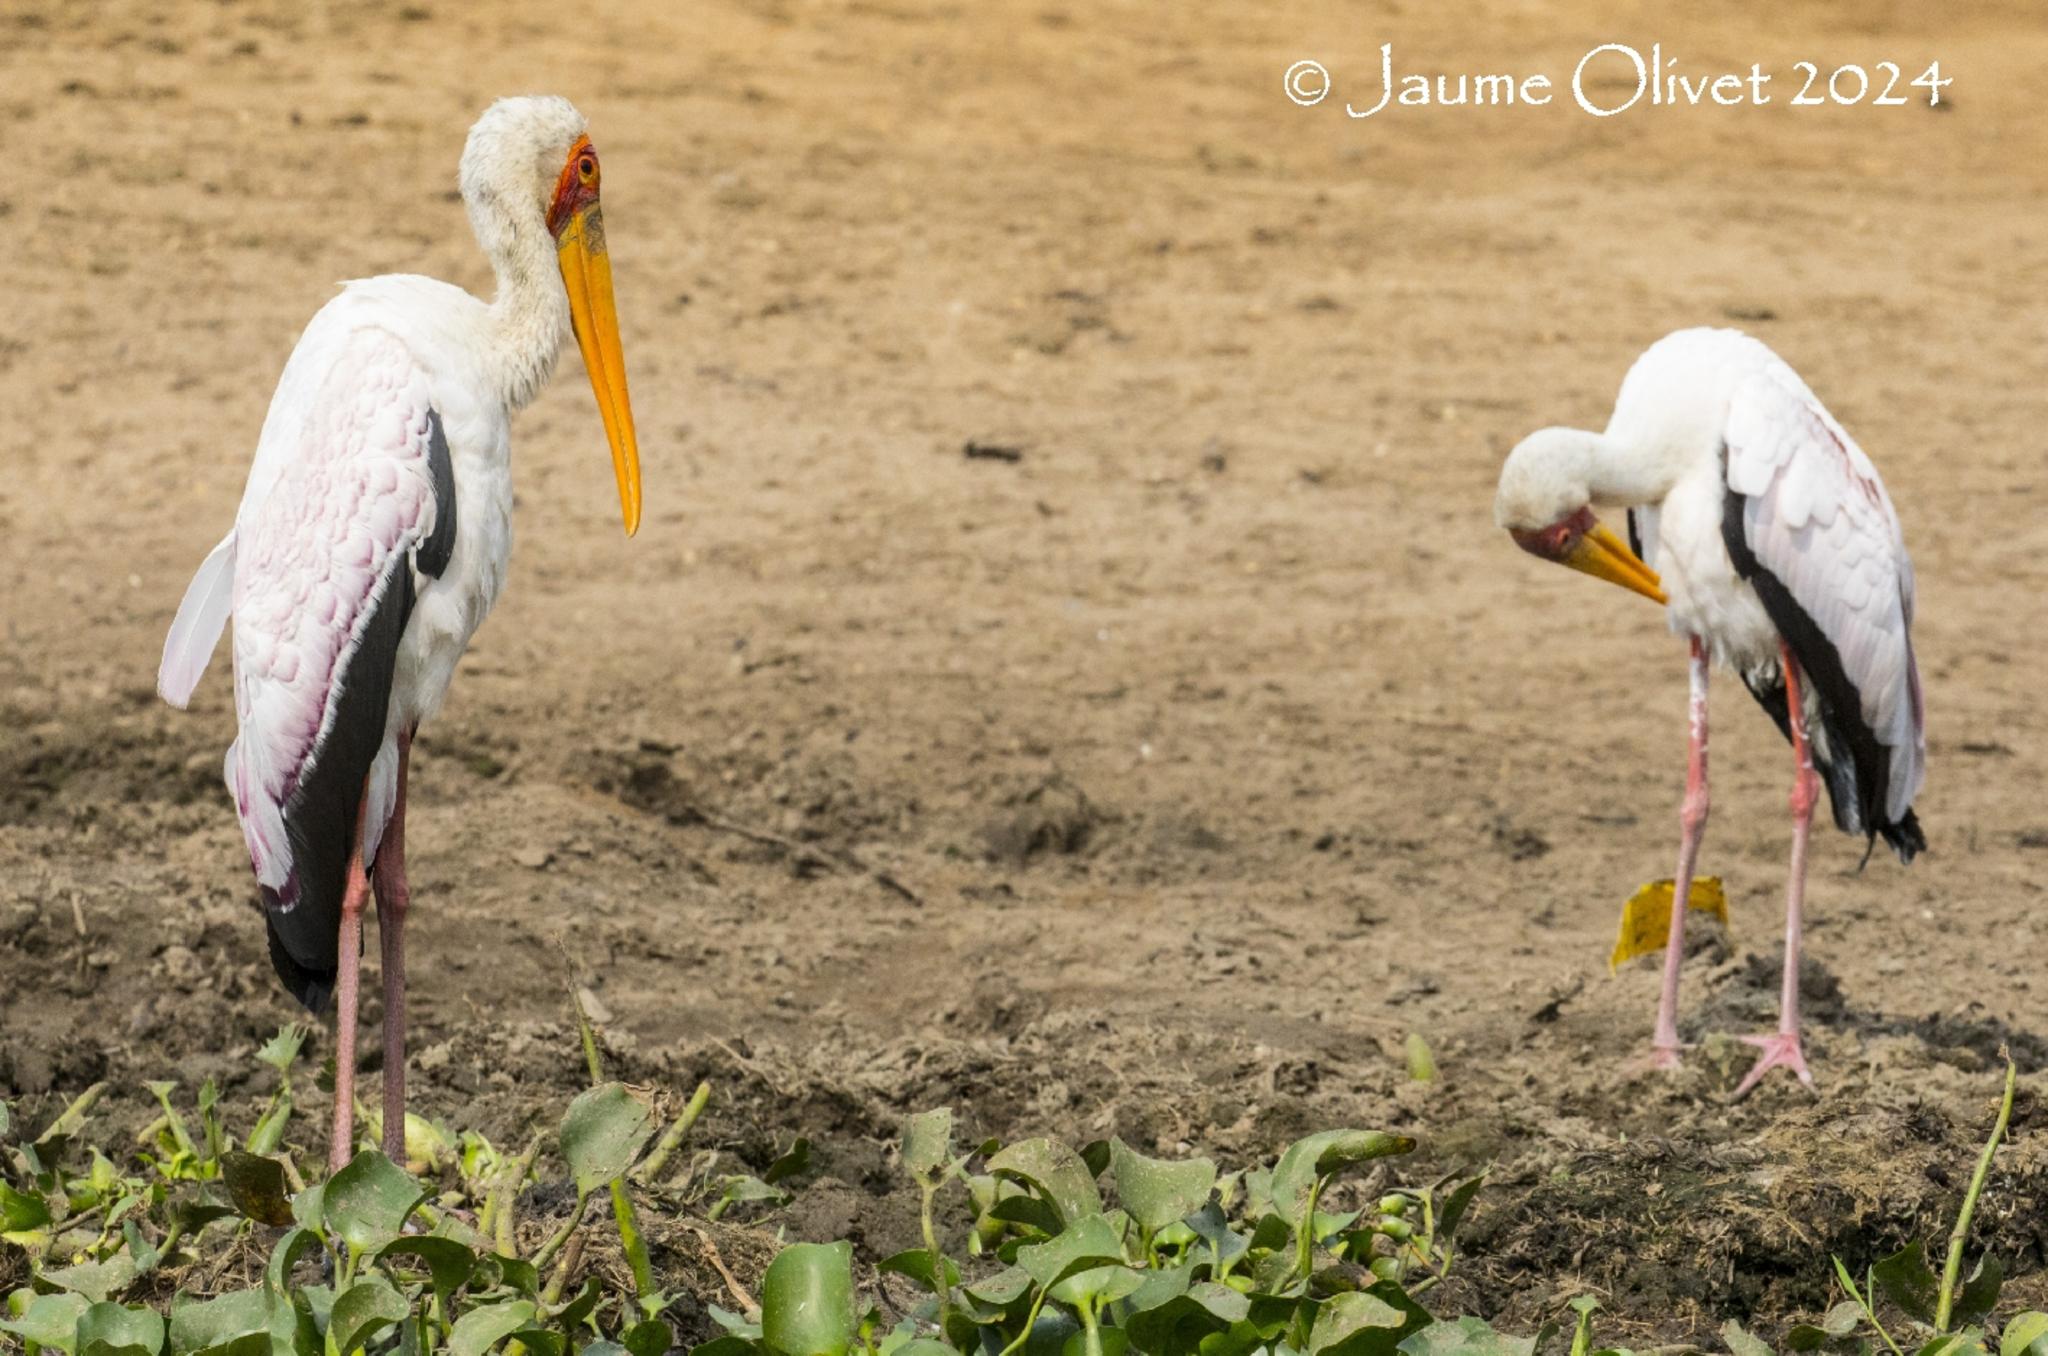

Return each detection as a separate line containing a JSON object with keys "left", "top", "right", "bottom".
{"left": 1496, "top": 327, "right": 1924, "bottom": 1093}
{"left": 159, "top": 97, "right": 643, "bottom": 1168}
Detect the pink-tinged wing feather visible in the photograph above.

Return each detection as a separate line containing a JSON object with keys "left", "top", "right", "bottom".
{"left": 158, "top": 531, "right": 236, "bottom": 707}
{"left": 228, "top": 327, "right": 443, "bottom": 893}
{"left": 1724, "top": 359, "right": 1925, "bottom": 823}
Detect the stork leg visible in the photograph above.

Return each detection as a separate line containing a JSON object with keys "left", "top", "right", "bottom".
{"left": 329, "top": 801, "right": 373, "bottom": 1174}
{"left": 1650, "top": 636, "right": 1711, "bottom": 1069}
{"left": 373, "top": 731, "right": 414, "bottom": 1163}
{"left": 1736, "top": 642, "right": 1818, "bottom": 1094}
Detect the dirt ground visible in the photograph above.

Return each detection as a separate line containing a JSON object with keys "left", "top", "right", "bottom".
{"left": 5, "top": 0, "right": 2048, "bottom": 1341}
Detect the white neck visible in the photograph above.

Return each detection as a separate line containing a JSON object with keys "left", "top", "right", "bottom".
{"left": 468, "top": 183, "right": 570, "bottom": 413}
{"left": 1554, "top": 428, "right": 1686, "bottom": 508}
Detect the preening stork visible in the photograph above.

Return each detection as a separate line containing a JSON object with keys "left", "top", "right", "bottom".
{"left": 1495, "top": 327, "right": 1925, "bottom": 1094}
{"left": 157, "top": 96, "right": 643, "bottom": 1168}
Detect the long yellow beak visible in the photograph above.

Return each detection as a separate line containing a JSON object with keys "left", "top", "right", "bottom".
{"left": 555, "top": 203, "right": 642, "bottom": 536}
{"left": 1562, "top": 522, "right": 1667, "bottom": 605}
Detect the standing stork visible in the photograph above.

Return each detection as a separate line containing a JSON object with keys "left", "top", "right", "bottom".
{"left": 1494, "top": 327, "right": 1924, "bottom": 1094}
{"left": 156, "top": 96, "right": 643, "bottom": 1168}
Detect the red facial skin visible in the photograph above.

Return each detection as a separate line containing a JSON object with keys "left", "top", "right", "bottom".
{"left": 1509, "top": 504, "right": 1594, "bottom": 562}
{"left": 546, "top": 135, "right": 601, "bottom": 240}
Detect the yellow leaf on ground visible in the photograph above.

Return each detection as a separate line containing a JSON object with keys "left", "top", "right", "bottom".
{"left": 1610, "top": 877, "right": 1729, "bottom": 973}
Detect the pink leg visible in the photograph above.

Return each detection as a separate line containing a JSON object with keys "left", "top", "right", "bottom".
{"left": 1650, "top": 637, "right": 1711, "bottom": 1068}
{"left": 373, "top": 733, "right": 413, "bottom": 1163}
{"left": 329, "top": 806, "right": 373, "bottom": 1173}
{"left": 1736, "top": 642, "right": 1818, "bottom": 1095}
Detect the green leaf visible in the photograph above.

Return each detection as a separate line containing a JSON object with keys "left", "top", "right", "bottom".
{"left": 322, "top": 1151, "right": 426, "bottom": 1255}
{"left": 560, "top": 1084, "right": 655, "bottom": 1194}
{"left": 986, "top": 1139, "right": 1104, "bottom": 1229}
{"left": 689, "top": 1339, "right": 763, "bottom": 1356}
{"left": 764, "top": 1138, "right": 812, "bottom": 1186}
{"left": 1270, "top": 1132, "right": 1415, "bottom": 1223}
{"left": 760, "top": 1241, "right": 856, "bottom": 1356}
{"left": 2001, "top": 1314, "right": 2048, "bottom": 1356}
{"left": 77, "top": 1302, "right": 166, "bottom": 1356}
{"left": 1, "top": 1292, "right": 91, "bottom": 1354}
{"left": 1310, "top": 1290, "right": 1426, "bottom": 1356}
{"left": 877, "top": 1249, "right": 960, "bottom": 1292}
{"left": 448, "top": 1300, "right": 538, "bottom": 1356}
{"left": 961, "top": 1266, "right": 1034, "bottom": 1307}
{"left": 1049, "top": 1264, "right": 1145, "bottom": 1308}
{"left": 903, "top": 1110, "right": 953, "bottom": 1180}
{"left": 1110, "top": 1140, "right": 1216, "bottom": 1233}
{"left": 1404, "top": 1034, "right": 1437, "bottom": 1083}
{"left": 1954, "top": 1256, "right": 2003, "bottom": 1328}
{"left": 219, "top": 1152, "right": 294, "bottom": 1228}
{"left": 623, "top": 1320, "right": 675, "bottom": 1356}
{"left": 264, "top": 1228, "right": 324, "bottom": 1299}
{"left": 329, "top": 1275, "right": 409, "bottom": 1356}
{"left": 1121, "top": 1260, "right": 1195, "bottom": 1315}
{"left": 1, "top": 1182, "right": 51, "bottom": 1233}
{"left": 1017, "top": 1214, "right": 1126, "bottom": 1293}
{"left": 1123, "top": 1283, "right": 1248, "bottom": 1353}
{"left": 1782, "top": 1329, "right": 1829, "bottom": 1354}
{"left": 167, "top": 1290, "right": 275, "bottom": 1356}
{"left": 1914, "top": 1336, "right": 1989, "bottom": 1356}
{"left": 1397, "top": 1317, "right": 1536, "bottom": 1356}
{"left": 1872, "top": 1242, "right": 1940, "bottom": 1327}
{"left": 1436, "top": 1175, "right": 1486, "bottom": 1248}
{"left": 1721, "top": 1320, "right": 1774, "bottom": 1356}
{"left": 40, "top": 1254, "right": 141, "bottom": 1304}
{"left": 376, "top": 1236, "right": 477, "bottom": 1307}
{"left": 1184, "top": 1201, "right": 1251, "bottom": 1271}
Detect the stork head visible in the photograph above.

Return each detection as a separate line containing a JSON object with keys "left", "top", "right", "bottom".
{"left": 1495, "top": 428, "right": 1665, "bottom": 604}
{"left": 461, "top": 95, "right": 643, "bottom": 536}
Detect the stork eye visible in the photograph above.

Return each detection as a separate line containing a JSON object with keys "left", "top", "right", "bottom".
{"left": 578, "top": 156, "right": 597, "bottom": 183}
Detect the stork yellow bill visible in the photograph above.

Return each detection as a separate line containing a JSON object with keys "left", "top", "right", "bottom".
{"left": 1562, "top": 520, "right": 1666, "bottom": 605}
{"left": 549, "top": 133, "right": 643, "bottom": 536}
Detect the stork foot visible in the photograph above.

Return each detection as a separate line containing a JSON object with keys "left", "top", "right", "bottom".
{"left": 1734, "top": 1031, "right": 1812, "bottom": 1096}
{"left": 1646, "top": 1041, "right": 1686, "bottom": 1072}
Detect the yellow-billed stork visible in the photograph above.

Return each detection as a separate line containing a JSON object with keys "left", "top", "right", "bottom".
{"left": 1495, "top": 327, "right": 1925, "bottom": 1094}
{"left": 157, "top": 96, "right": 643, "bottom": 1168}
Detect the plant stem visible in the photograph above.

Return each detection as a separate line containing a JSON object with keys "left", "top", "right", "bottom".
{"left": 920, "top": 1180, "right": 952, "bottom": 1332}
{"left": 634, "top": 1081, "right": 711, "bottom": 1184}
{"left": 993, "top": 1286, "right": 1052, "bottom": 1356}
{"left": 1296, "top": 1175, "right": 1327, "bottom": 1282}
{"left": 531, "top": 1188, "right": 593, "bottom": 1272}
{"left": 1935, "top": 1058, "right": 2018, "bottom": 1332}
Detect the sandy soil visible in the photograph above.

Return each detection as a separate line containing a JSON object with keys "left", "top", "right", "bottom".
{"left": 5, "top": 0, "right": 2048, "bottom": 1340}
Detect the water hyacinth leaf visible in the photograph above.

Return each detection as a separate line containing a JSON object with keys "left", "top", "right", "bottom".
{"left": 1954, "top": 1256, "right": 2004, "bottom": 1328}
{"left": 1308, "top": 1290, "right": 1421, "bottom": 1356}
{"left": 1783, "top": 1326, "right": 1829, "bottom": 1353}
{"left": 167, "top": 1289, "right": 276, "bottom": 1356}
{"left": 708, "top": 1305, "right": 762, "bottom": 1337}
{"left": 1915, "top": 1337, "right": 1989, "bottom": 1356}
{"left": 510, "top": 1332, "right": 567, "bottom": 1356}
{"left": 1436, "top": 1175, "right": 1486, "bottom": 1247}
{"left": 448, "top": 1300, "right": 537, "bottom": 1356}
{"left": 290, "top": 1183, "right": 325, "bottom": 1234}
{"left": 987, "top": 1192, "right": 1063, "bottom": 1237}
{"left": 1184, "top": 1201, "right": 1251, "bottom": 1270}
{"left": 1271, "top": 1132, "right": 1415, "bottom": 1223}
{"left": 878, "top": 1248, "right": 960, "bottom": 1292}
{"left": 1, "top": 1181, "right": 51, "bottom": 1233}
{"left": 580, "top": 1345, "right": 628, "bottom": 1356}
{"left": 377, "top": 1236, "right": 478, "bottom": 1306}
{"left": 219, "top": 1152, "right": 294, "bottom": 1227}
{"left": 2000, "top": 1313, "right": 2048, "bottom": 1356}
{"left": 1078, "top": 1141, "right": 1113, "bottom": 1178}
{"left": 1721, "top": 1321, "right": 1774, "bottom": 1356}
{"left": 1123, "top": 1284, "right": 1249, "bottom": 1354}
{"left": 765, "top": 1138, "right": 812, "bottom": 1186}
{"left": 489, "top": 1254, "right": 541, "bottom": 1297}
{"left": 265, "top": 1229, "right": 323, "bottom": 1299}
{"left": 1871, "top": 1242, "right": 1940, "bottom": 1326}
{"left": 1050, "top": 1263, "right": 1146, "bottom": 1308}
{"left": 1396, "top": 1317, "right": 1537, "bottom": 1356}
{"left": 623, "top": 1320, "right": 675, "bottom": 1356}
{"left": 890, "top": 1342, "right": 956, "bottom": 1356}
{"left": 689, "top": 1339, "right": 761, "bottom": 1356}
{"left": 557, "top": 1279, "right": 604, "bottom": 1331}
{"left": 903, "top": 1109, "right": 953, "bottom": 1179}
{"left": 961, "top": 1266, "right": 1033, "bottom": 1307}
{"left": 760, "top": 1241, "right": 856, "bottom": 1356}
{"left": 322, "top": 1151, "right": 426, "bottom": 1255}
{"left": 715, "top": 1174, "right": 790, "bottom": 1214}
{"left": 1, "top": 1292, "right": 91, "bottom": 1354}
{"left": 986, "top": 1139, "right": 1104, "bottom": 1228}
{"left": 41, "top": 1254, "right": 142, "bottom": 1304}
{"left": 1110, "top": 1140, "right": 1216, "bottom": 1233}
{"left": 76, "top": 1302, "right": 167, "bottom": 1356}
{"left": 1121, "top": 1260, "right": 1196, "bottom": 1314}
{"left": 1060, "top": 1331, "right": 1128, "bottom": 1356}
{"left": 1017, "top": 1214, "right": 1126, "bottom": 1292}
{"left": 328, "top": 1275, "right": 409, "bottom": 1356}
{"left": 560, "top": 1084, "right": 655, "bottom": 1194}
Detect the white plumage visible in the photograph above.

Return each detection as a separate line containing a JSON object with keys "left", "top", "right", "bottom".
{"left": 1495, "top": 326, "right": 1924, "bottom": 1092}
{"left": 158, "top": 95, "right": 643, "bottom": 1168}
